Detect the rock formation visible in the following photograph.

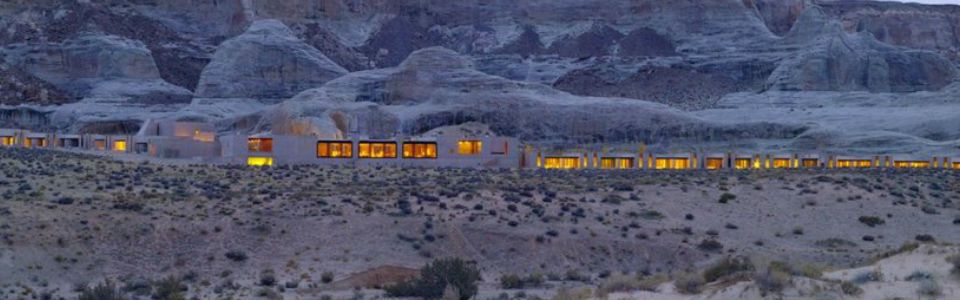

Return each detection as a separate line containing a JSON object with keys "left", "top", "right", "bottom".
{"left": 195, "top": 19, "right": 348, "bottom": 101}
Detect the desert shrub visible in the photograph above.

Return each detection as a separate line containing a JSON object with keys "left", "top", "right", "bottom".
{"left": 152, "top": 276, "right": 186, "bottom": 300}
{"left": 551, "top": 287, "right": 592, "bottom": 300}
{"left": 697, "top": 239, "right": 724, "bottom": 252}
{"left": 718, "top": 193, "right": 736, "bottom": 204}
{"left": 857, "top": 216, "right": 885, "bottom": 227}
{"left": 594, "top": 275, "right": 642, "bottom": 297}
{"left": 753, "top": 268, "right": 790, "bottom": 295}
{"left": 917, "top": 278, "right": 942, "bottom": 297}
{"left": 673, "top": 273, "right": 704, "bottom": 295}
{"left": 947, "top": 254, "right": 960, "bottom": 278}
{"left": 79, "top": 280, "right": 127, "bottom": 300}
{"left": 385, "top": 258, "right": 480, "bottom": 300}
{"left": 636, "top": 274, "right": 669, "bottom": 292}
{"left": 703, "top": 257, "right": 754, "bottom": 282}
{"left": 840, "top": 281, "right": 862, "bottom": 296}
{"left": 851, "top": 269, "right": 883, "bottom": 284}
{"left": 905, "top": 270, "right": 933, "bottom": 281}
{"left": 500, "top": 274, "right": 544, "bottom": 289}
{"left": 320, "top": 271, "right": 335, "bottom": 283}
{"left": 224, "top": 250, "right": 247, "bottom": 262}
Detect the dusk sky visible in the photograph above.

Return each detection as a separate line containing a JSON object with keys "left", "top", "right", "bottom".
{"left": 892, "top": 0, "right": 960, "bottom": 4}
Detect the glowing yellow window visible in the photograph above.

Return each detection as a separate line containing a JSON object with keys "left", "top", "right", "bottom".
{"left": 837, "top": 160, "right": 872, "bottom": 168}
{"left": 248, "top": 138, "right": 273, "bottom": 152}
{"left": 734, "top": 159, "right": 751, "bottom": 170}
{"left": 94, "top": 139, "right": 107, "bottom": 150}
{"left": 24, "top": 138, "right": 32, "bottom": 148}
{"left": 801, "top": 159, "right": 818, "bottom": 168}
{"left": 247, "top": 157, "right": 273, "bottom": 166}
{"left": 772, "top": 158, "right": 791, "bottom": 169}
{"left": 706, "top": 158, "right": 724, "bottom": 170}
{"left": 403, "top": 142, "right": 437, "bottom": 159}
{"left": 358, "top": 142, "right": 397, "bottom": 158}
{"left": 655, "top": 158, "right": 689, "bottom": 170}
{"left": 544, "top": 157, "right": 579, "bottom": 169}
{"left": 457, "top": 140, "right": 482, "bottom": 155}
{"left": 317, "top": 141, "right": 353, "bottom": 158}
{"left": 953, "top": 162, "right": 960, "bottom": 169}
{"left": 113, "top": 140, "right": 127, "bottom": 152}
{"left": 1, "top": 136, "right": 13, "bottom": 146}
{"left": 893, "top": 161, "right": 930, "bottom": 169}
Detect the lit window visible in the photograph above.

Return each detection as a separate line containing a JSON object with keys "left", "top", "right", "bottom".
{"left": 801, "top": 159, "right": 818, "bottom": 168}
{"left": 705, "top": 158, "right": 724, "bottom": 170}
{"left": 247, "top": 157, "right": 273, "bottom": 166}
{"left": 95, "top": 139, "right": 107, "bottom": 150}
{"left": 734, "top": 159, "right": 751, "bottom": 170}
{"left": 772, "top": 158, "right": 791, "bottom": 169}
{"left": 893, "top": 161, "right": 930, "bottom": 169}
{"left": 23, "top": 138, "right": 32, "bottom": 148}
{"left": 655, "top": 158, "right": 689, "bottom": 170}
{"left": 600, "top": 158, "right": 634, "bottom": 169}
{"left": 544, "top": 157, "right": 579, "bottom": 169}
{"left": 358, "top": 142, "right": 397, "bottom": 158}
{"left": 113, "top": 140, "right": 127, "bottom": 152}
{"left": 457, "top": 140, "right": 482, "bottom": 155}
{"left": 248, "top": 138, "right": 273, "bottom": 152}
{"left": 317, "top": 141, "right": 353, "bottom": 158}
{"left": 402, "top": 142, "right": 437, "bottom": 159}
{"left": 954, "top": 162, "right": 960, "bottom": 169}
{"left": 0, "top": 136, "right": 13, "bottom": 146}
{"left": 837, "top": 160, "right": 872, "bottom": 168}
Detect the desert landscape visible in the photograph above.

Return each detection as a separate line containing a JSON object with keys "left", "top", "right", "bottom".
{"left": 0, "top": 148, "right": 958, "bottom": 299}
{"left": 1, "top": 0, "right": 960, "bottom": 299}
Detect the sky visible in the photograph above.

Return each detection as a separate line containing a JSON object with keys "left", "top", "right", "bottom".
{"left": 891, "top": 0, "right": 960, "bottom": 4}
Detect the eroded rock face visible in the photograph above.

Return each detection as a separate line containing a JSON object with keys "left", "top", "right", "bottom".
{"left": 264, "top": 47, "right": 805, "bottom": 144}
{"left": 195, "top": 19, "right": 348, "bottom": 101}
{"left": 767, "top": 7, "right": 957, "bottom": 92}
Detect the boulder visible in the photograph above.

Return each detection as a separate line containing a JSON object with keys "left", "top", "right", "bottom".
{"left": 195, "top": 19, "right": 348, "bottom": 101}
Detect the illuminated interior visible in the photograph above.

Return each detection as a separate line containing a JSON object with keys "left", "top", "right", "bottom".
{"left": 706, "top": 158, "right": 724, "bottom": 170}
{"left": 893, "top": 161, "right": 930, "bottom": 169}
{"left": 0, "top": 136, "right": 13, "bottom": 146}
{"left": 247, "top": 156, "right": 273, "bottom": 166}
{"left": 801, "top": 159, "right": 819, "bottom": 168}
{"left": 600, "top": 158, "right": 634, "bottom": 169}
{"left": 94, "top": 139, "right": 106, "bottom": 150}
{"left": 248, "top": 138, "right": 273, "bottom": 152}
{"left": 836, "top": 160, "right": 872, "bottom": 168}
{"left": 113, "top": 140, "right": 127, "bottom": 152}
{"left": 23, "top": 138, "right": 32, "bottom": 148}
{"left": 317, "top": 141, "right": 353, "bottom": 158}
{"left": 655, "top": 158, "right": 690, "bottom": 170}
{"left": 544, "top": 157, "right": 579, "bottom": 169}
{"left": 772, "top": 158, "right": 791, "bottom": 169}
{"left": 358, "top": 141, "right": 397, "bottom": 158}
{"left": 457, "top": 140, "right": 482, "bottom": 155}
{"left": 402, "top": 142, "right": 438, "bottom": 159}
{"left": 734, "top": 158, "right": 751, "bottom": 170}
{"left": 954, "top": 162, "right": 960, "bottom": 169}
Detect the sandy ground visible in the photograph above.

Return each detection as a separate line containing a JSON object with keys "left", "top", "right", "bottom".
{"left": 0, "top": 148, "right": 958, "bottom": 299}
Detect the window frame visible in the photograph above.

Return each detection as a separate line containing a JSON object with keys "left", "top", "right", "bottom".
{"left": 317, "top": 141, "right": 354, "bottom": 158}
{"left": 358, "top": 141, "right": 398, "bottom": 159}
{"left": 248, "top": 138, "right": 274, "bottom": 153}
{"left": 402, "top": 142, "right": 438, "bottom": 159}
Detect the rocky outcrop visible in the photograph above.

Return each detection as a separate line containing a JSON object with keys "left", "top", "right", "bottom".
{"left": 0, "top": 33, "right": 192, "bottom": 102}
{"left": 195, "top": 19, "right": 348, "bottom": 101}
{"left": 767, "top": 7, "right": 957, "bottom": 92}
{"left": 263, "top": 47, "right": 805, "bottom": 144}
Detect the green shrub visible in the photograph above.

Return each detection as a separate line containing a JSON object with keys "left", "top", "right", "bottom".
{"left": 673, "top": 273, "right": 704, "bottom": 295}
{"left": 703, "top": 257, "right": 753, "bottom": 282}
{"left": 385, "top": 258, "right": 481, "bottom": 300}
{"left": 858, "top": 216, "right": 885, "bottom": 227}
{"left": 320, "top": 271, "right": 335, "bottom": 283}
{"left": 840, "top": 281, "right": 862, "bottom": 296}
{"left": 152, "top": 276, "right": 186, "bottom": 300}
{"left": 718, "top": 193, "right": 736, "bottom": 204}
{"left": 79, "top": 280, "right": 127, "bottom": 300}
{"left": 500, "top": 274, "right": 544, "bottom": 289}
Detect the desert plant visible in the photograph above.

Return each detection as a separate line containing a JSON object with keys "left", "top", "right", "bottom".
{"left": 840, "top": 281, "right": 862, "bottom": 296}
{"left": 79, "top": 280, "right": 127, "bottom": 300}
{"left": 858, "top": 216, "right": 885, "bottom": 227}
{"left": 703, "top": 257, "right": 754, "bottom": 282}
{"left": 916, "top": 278, "right": 942, "bottom": 297}
{"left": 551, "top": 287, "right": 592, "bottom": 300}
{"left": 152, "top": 276, "right": 186, "bottom": 300}
{"left": 673, "top": 272, "right": 704, "bottom": 295}
{"left": 500, "top": 274, "right": 544, "bottom": 289}
{"left": 594, "top": 275, "right": 642, "bottom": 297}
{"left": 385, "top": 258, "right": 481, "bottom": 300}
{"left": 947, "top": 254, "right": 960, "bottom": 278}
{"left": 753, "top": 268, "right": 790, "bottom": 295}
{"left": 718, "top": 193, "right": 736, "bottom": 203}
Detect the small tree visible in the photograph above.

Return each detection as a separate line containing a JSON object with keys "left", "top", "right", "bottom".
{"left": 386, "top": 258, "right": 481, "bottom": 300}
